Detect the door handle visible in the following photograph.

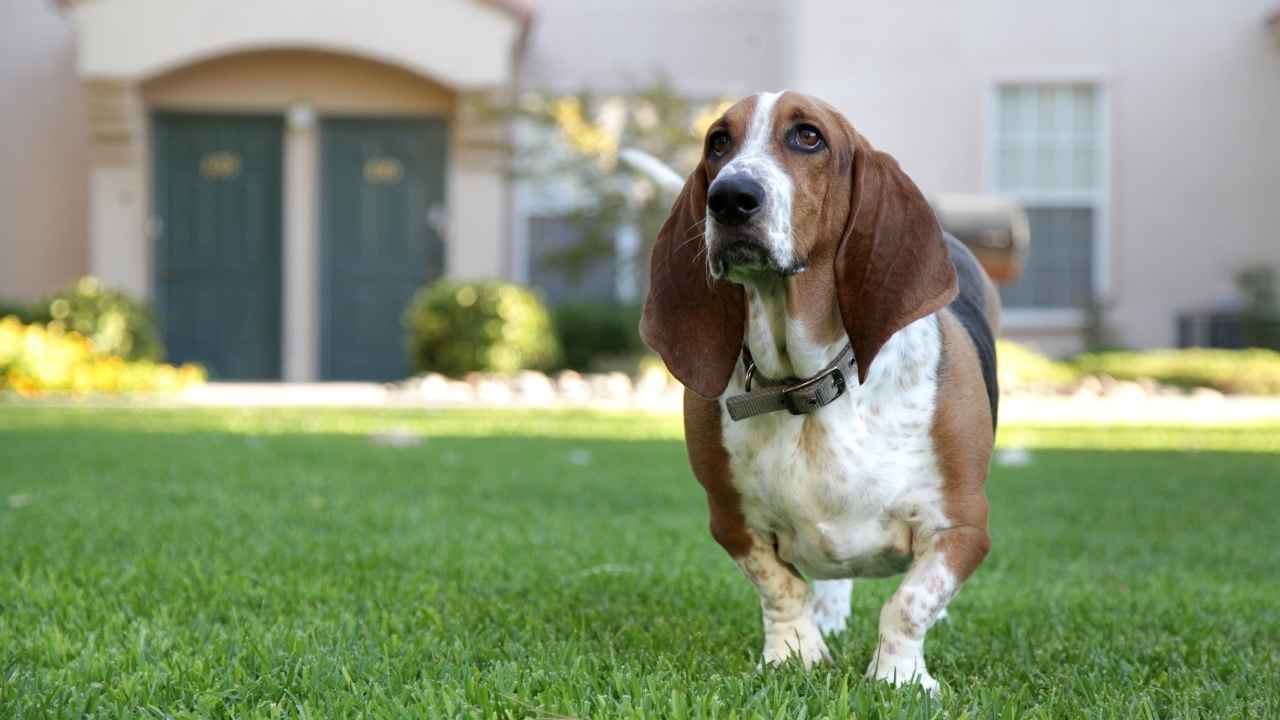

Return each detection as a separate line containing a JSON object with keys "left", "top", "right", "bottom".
{"left": 426, "top": 205, "right": 448, "bottom": 238}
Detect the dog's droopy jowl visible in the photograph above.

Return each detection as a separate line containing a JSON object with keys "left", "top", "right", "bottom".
{"left": 641, "top": 91, "right": 999, "bottom": 694}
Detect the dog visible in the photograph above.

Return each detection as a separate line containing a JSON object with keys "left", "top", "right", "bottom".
{"left": 639, "top": 92, "right": 998, "bottom": 693}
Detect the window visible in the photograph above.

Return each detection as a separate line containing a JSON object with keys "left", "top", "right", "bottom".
{"left": 989, "top": 82, "right": 1108, "bottom": 313}
{"left": 526, "top": 216, "right": 618, "bottom": 306}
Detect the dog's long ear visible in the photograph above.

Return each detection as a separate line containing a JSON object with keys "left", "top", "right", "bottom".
{"left": 640, "top": 164, "right": 745, "bottom": 399}
{"left": 836, "top": 135, "right": 957, "bottom": 383}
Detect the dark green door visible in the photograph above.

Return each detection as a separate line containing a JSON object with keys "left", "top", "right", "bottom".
{"left": 152, "top": 113, "right": 283, "bottom": 379}
{"left": 320, "top": 117, "right": 447, "bottom": 380}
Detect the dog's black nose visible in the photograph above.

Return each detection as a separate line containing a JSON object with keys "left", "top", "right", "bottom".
{"left": 707, "top": 175, "right": 764, "bottom": 226}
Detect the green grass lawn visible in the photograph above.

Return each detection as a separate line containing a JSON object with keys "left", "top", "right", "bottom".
{"left": 1, "top": 406, "right": 1278, "bottom": 719}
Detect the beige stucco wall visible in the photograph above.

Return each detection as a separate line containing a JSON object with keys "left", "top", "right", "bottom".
{"left": 789, "top": 0, "right": 1280, "bottom": 350}
{"left": 72, "top": 0, "right": 521, "bottom": 90}
{"left": 0, "top": 0, "right": 89, "bottom": 302}
{"left": 521, "top": 0, "right": 787, "bottom": 97}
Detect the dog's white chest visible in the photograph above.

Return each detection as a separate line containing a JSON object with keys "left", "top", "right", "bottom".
{"left": 720, "top": 318, "right": 945, "bottom": 580}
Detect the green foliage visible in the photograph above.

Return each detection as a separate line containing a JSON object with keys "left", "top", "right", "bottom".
{"left": 492, "top": 82, "right": 732, "bottom": 282}
{"left": 0, "top": 315, "right": 204, "bottom": 395}
{"left": 1236, "top": 265, "right": 1278, "bottom": 317}
{"left": 996, "top": 339, "right": 1080, "bottom": 390}
{"left": 1235, "top": 265, "right": 1280, "bottom": 350}
{"left": 2, "top": 406, "right": 1278, "bottom": 717}
{"left": 29, "top": 276, "right": 163, "bottom": 361}
{"left": 552, "top": 302, "right": 645, "bottom": 371}
{"left": 404, "top": 280, "right": 561, "bottom": 376}
{"left": 998, "top": 341, "right": 1280, "bottom": 395}
{"left": 1073, "top": 348, "right": 1280, "bottom": 395}
{"left": 0, "top": 300, "right": 37, "bottom": 324}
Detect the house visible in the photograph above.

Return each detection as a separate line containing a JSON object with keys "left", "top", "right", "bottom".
{"left": 3, "top": 0, "right": 529, "bottom": 381}
{"left": 2, "top": 0, "right": 1278, "bottom": 379}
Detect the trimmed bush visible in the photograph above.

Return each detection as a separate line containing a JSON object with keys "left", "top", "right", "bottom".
{"left": 405, "top": 280, "right": 561, "bottom": 377}
{"left": 552, "top": 302, "right": 645, "bottom": 371}
{"left": 0, "top": 316, "right": 205, "bottom": 396}
{"left": 996, "top": 340, "right": 1080, "bottom": 391}
{"left": 30, "top": 277, "right": 163, "bottom": 361}
{"left": 0, "top": 300, "right": 36, "bottom": 324}
{"left": 1072, "top": 348, "right": 1280, "bottom": 395}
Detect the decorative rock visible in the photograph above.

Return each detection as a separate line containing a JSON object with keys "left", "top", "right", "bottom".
{"left": 415, "top": 373, "right": 452, "bottom": 400}
{"left": 1107, "top": 380, "right": 1146, "bottom": 401}
{"left": 555, "top": 370, "right": 591, "bottom": 404}
{"left": 1191, "top": 387, "right": 1225, "bottom": 402}
{"left": 514, "top": 371, "right": 557, "bottom": 405}
{"left": 591, "top": 372, "right": 633, "bottom": 401}
{"left": 1072, "top": 375, "right": 1104, "bottom": 399}
{"left": 476, "top": 378, "right": 514, "bottom": 405}
{"left": 442, "top": 380, "right": 476, "bottom": 403}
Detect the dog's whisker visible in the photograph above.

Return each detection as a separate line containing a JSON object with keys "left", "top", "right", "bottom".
{"left": 675, "top": 230, "right": 705, "bottom": 254}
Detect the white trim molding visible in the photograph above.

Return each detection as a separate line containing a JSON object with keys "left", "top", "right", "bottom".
{"left": 984, "top": 72, "right": 1114, "bottom": 315}
{"left": 283, "top": 105, "right": 320, "bottom": 382}
{"left": 1001, "top": 308, "right": 1087, "bottom": 332}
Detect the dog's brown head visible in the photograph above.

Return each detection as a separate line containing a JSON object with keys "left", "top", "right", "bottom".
{"left": 641, "top": 91, "right": 957, "bottom": 398}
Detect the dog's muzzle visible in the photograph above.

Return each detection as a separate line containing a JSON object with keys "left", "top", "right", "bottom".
{"left": 711, "top": 238, "right": 770, "bottom": 276}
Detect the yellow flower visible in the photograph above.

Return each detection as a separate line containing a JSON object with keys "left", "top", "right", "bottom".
{"left": 549, "top": 95, "right": 619, "bottom": 165}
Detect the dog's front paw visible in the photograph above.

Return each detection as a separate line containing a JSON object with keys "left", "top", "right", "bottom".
{"left": 865, "top": 647, "right": 938, "bottom": 695}
{"left": 761, "top": 621, "right": 831, "bottom": 669}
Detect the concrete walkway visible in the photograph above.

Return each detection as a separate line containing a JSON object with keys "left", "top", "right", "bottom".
{"left": 164, "top": 382, "right": 1280, "bottom": 425}
{"left": 12, "top": 381, "right": 1278, "bottom": 425}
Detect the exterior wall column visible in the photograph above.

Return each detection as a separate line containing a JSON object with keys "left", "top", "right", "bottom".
{"left": 447, "top": 90, "right": 509, "bottom": 280}
{"left": 84, "top": 80, "right": 150, "bottom": 299}
{"left": 283, "top": 104, "right": 319, "bottom": 382}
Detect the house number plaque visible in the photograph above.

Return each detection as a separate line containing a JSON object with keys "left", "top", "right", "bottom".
{"left": 200, "top": 152, "right": 241, "bottom": 180}
{"left": 364, "top": 157, "right": 403, "bottom": 184}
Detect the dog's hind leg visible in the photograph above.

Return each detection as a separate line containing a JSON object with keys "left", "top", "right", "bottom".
{"left": 812, "top": 579, "right": 853, "bottom": 635}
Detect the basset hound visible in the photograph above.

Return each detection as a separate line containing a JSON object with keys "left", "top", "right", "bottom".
{"left": 640, "top": 92, "right": 999, "bottom": 693}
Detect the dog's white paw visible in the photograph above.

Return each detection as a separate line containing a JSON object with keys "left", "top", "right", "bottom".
{"left": 760, "top": 621, "right": 831, "bottom": 669}
{"left": 865, "top": 648, "right": 939, "bottom": 695}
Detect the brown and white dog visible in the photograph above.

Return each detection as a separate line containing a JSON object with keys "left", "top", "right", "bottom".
{"left": 640, "top": 92, "right": 999, "bottom": 693}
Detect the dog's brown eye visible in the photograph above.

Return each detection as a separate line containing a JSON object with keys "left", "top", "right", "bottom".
{"left": 791, "top": 124, "right": 824, "bottom": 152}
{"left": 708, "top": 130, "right": 732, "bottom": 158}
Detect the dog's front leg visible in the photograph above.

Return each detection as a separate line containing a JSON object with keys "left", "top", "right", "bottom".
{"left": 866, "top": 524, "right": 990, "bottom": 694}
{"left": 735, "top": 528, "right": 830, "bottom": 668}
{"left": 683, "top": 391, "right": 828, "bottom": 669}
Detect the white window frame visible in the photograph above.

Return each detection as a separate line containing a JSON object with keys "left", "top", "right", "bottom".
{"left": 984, "top": 68, "right": 1112, "bottom": 330}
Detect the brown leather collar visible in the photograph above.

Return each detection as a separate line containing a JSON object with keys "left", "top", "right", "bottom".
{"left": 724, "top": 344, "right": 856, "bottom": 421}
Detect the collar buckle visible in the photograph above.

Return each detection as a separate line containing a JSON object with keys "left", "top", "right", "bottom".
{"left": 725, "top": 345, "right": 855, "bottom": 421}
{"left": 781, "top": 365, "right": 848, "bottom": 415}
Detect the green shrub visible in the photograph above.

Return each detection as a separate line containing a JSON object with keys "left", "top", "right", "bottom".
{"left": 0, "top": 300, "right": 36, "bottom": 324}
{"left": 996, "top": 340, "right": 1080, "bottom": 390}
{"left": 1072, "top": 348, "right": 1280, "bottom": 395}
{"left": 29, "top": 277, "right": 163, "bottom": 361}
{"left": 405, "top": 280, "right": 561, "bottom": 377}
{"left": 0, "top": 316, "right": 204, "bottom": 396}
{"left": 552, "top": 302, "right": 645, "bottom": 371}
